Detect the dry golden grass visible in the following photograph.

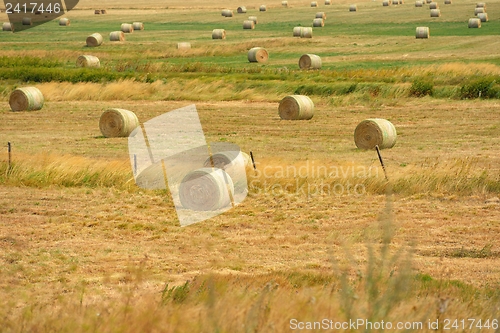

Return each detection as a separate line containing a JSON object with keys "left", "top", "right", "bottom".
{"left": 1, "top": 0, "right": 500, "bottom": 329}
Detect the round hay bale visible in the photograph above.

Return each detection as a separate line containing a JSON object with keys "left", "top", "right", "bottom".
{"left": 444, "top": 0, "right": 451, "bottom": 4}
{"left": 22, "top": 17, "right": 32, "bottom": 26}
{"left": 392, "top": 0, "right": 398, "bottom": 4}
{"left": 94, "top": 9, "right": 101, "bottom": 14}
{"left": 399, "top": 0, "right": 404, "bottom": 4}
{"left": 179, "top": 168, "right": 234, "bottom": 211}
{"left": 474, "top": 7, "right": 485, "bottom": 15}
{"left": 209, "top": 151, "right": 252, "bottom": 169}
{"left": 177, "top": 42, "right": 192, "bottom": 49}
{"left": 300, "top": 27, "right": 313, "bottom": 38}
{"left": 349, "top": 4, "right": 358, "bottom": 11}
{"left": 477, "top": 12, "right": 488, "bottom": 21}
{"left": 203, "top": 151, "right": 251, "bottom": 192}
{"left": 9, "top": 87, "right": 44, "bottom": 112}
{"left": 426, "top": 0, "right": 431, "bottom": 3}
{"left": 383, "top": 1, "right": 390, "bottom": 6}
{"left": 278, "top": 95, "right": 314, "bottom": 120}
{"left": 354, "top": 118, "right": 397, "bottom": 150}
{"left": 132, "top": 22, "right": 144, "bottom": 30}
{"left": 468, "top": 17, "right": 481, "bottom": 28}
{"left": 316, "top": 12, "right": 326, "bottom": 19}
{"left": 121, "top": 23, "right": 134, "bottom": 33}
{"left": 221, "top": 9, "right": 234, "bottom": 17}
{"left": 99, "top": 108, "right": 139, "bottom": 138}
{"left": 325, "top": 0, "right": 332, "bottom": 4}
{"left": 282, "top": 1, "right": 288, "bottom": 7}
{"left": 249, "top": 16, "right": 258, "bottom": 24}
{"left": 2, "top": 22, "right": 14, "bottom": 31}
{"left": 259, "top": 5, "right": 267, "bottom": 11}
{"left": 415, "top": 26, "right": 430, "bottom": 38}
{"left": 59, "top": 18, "right": 70, "bottom": 26}
{"left": 476, "top": 2, "right": 486, "bottom": 8}
{"left": 429, "top": 2, "right": 439, "bottom": 9}
{"left": 299, "top": 54, "right": 322, "bottom": 69}
{"left": 243, "top": 20, "right": 255, "bottom": 29}
{"left": 293, "top": 26, "right": 302, "bottom": 37}
{"left": 313, "top": 18, "right": 324, "bottom": 27}
{"left": 101, "top": 9, "right": 107, "bottom": 14}
{"left": 311, "top": 1, "right": 318, "bottom": 7}
{"left": 430, "top": 9, "right": 441, "bottom": 17}
{"left": 212, "top": 29, "right": 226, "bottom": 39}
{"left": 86, "top": 33, "right": 103, "bottom": 47}
{"left": 237, "top": 6, "right": 247, "bottom": 13}
{"left": 76, "top": 55, "right": 100, "bottom": 68}
{"left": 248, "top": 47, "right": 268, "bottom": 63}
{"left": 415, "top": 1, "right": 423, "bottom": 7}
{"left": 110, "top": 31, "right": 125, "bottom": 41}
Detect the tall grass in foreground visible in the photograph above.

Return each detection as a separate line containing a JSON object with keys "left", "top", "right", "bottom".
{"left": 1, "top": 186, "right": 498, "bottom": 332}
{"left": 1, "top": 154, "right": 500, "bottom": 196}
{"left": 0, "top": 153, "right": 134, "bottom": 190}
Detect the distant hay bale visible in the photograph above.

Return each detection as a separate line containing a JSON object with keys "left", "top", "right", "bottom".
{"left": 429, "top": 2, "right": 438, "bottom": 9}
{"left": 313, "top": 18, "right": 324, "bottom": 27}
{"left": 476, "top": 2, "right": 486, "bottom": 8}
{"left": 415, "top": 26, "right": 430, "bottom": 38}
{"left": 299, "top": 54, "right": 322, "bottom": 69}
{"left": 248, "top": 47, "right": 268, "bottom": 63}
{"left": 121, "top": 23, "right": 134, "bottom": 33}
{"left": 132, "top": 22, "right": 144, "bottom": 30}
{"left": 300, "top": 27, "right": 313, "bottom": 38}
{"left": 468, "top": 17, "right": 481, "bottom": 28}
{"left": 415, "top": 1, "right": 423, "bottom": 7}
{"left": 22, "top": 17, "right": 32, "bottom": 25}
{"left": 212, "top": 29, "right": 226, "bottom": 39}
{"left": 430, "top": 9, "right": 441, "bottom": 17}
{"left": 474, "top": 7, "right": 485, "bottom": 15}
{"left": 392, "top": 0, "right": 399, "bottom": 5}
{"left": 399, "top": 0, "right": 404, "bottom": 4}
{"left": 354, "top": 118, "right": 397, "bottom": 150}
{"left": 249, "top": 16, "right": 258, "bottom": 24}
{"left": 2, "top": 22, "right": 14, "bottom": 31}
{"left": 9, "top": 87, "right": 44, "bottom": 112}
{"left": 99, "top": 108, "right": 139, "bottom": 138}
{"left": 349, "top": 4, "right": 357, "bottom": 11}
{"left": 311, "top": 1, "right": 318, "bottom": 7}
{"left": 477, "top": 12, "right": 488, "bottom": 21}
{"left": 293, "top": 26, "right": 302, "bottom": 37}
{"left": 94, "top": 10, "right": 100, "bottom": 14}
{"left": 221, "top": 9, "right": 234, "bottom": 17}
{"left": 179, "top": 168, "right": 234, "bottom": 211}
{"left": 101, "top": 9, "right": 107, "bottom": 14}
{"left": 110, "top": 31, "right": 125, "bottom": 41}
{"left": 316, "top": 12, "right": 326, "bottom": 19}
{"left": 259, "top": 5, "right": 267, "bottom": 11}
{"left": 177, "top": 42, "right": 191, "bottom": 49}
{"left": 278, "top": 95, "right": 314, "bottom": 120}
{"left": 76, "top": 55, "right": 100, "bottom": 68}
{"left": 243, "top": 20, "right": 255, "bottom": 29}
{"left": 426, "top": 0, "right": 431, "bottom": 3}
{"left": 444, "top": 0, "right": 451, "bottom": 4}
{"left": 383, "top": 1, "right": 390, "bottom": 6}
{"left": 282, "top": 1, "right": 288, "bottom": 7}
{"left": 86, "top": 33, "right": 103, "bottom": 47}
{"left": 59, "top": 18, "right": 70, "bottom": 26}
{"left": 237, "top": 6, "right": 247, "bottom": 13}
{"left": 325, "top": 0, "right": 332, "bottom": 4}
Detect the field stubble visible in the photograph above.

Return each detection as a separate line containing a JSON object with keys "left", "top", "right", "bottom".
{"left": 1, "top": 0, "right": 500, "bottom": 331}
